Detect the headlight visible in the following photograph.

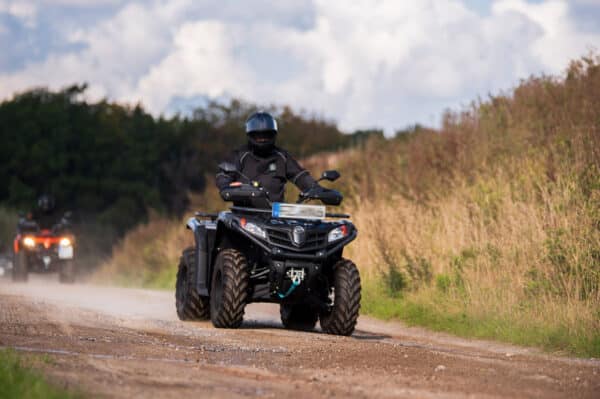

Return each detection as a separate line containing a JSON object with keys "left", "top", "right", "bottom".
{"left": 23, "top": 236, "right": 36, "bottom": 248}
{"left": 240, "top": 218, "right": 267, "bottom": 239}
{"left": 59, "top": 237, "right": 72, "bottom": 247}
{"left": 328, "top": 225, "right": 349, "bottom": 242}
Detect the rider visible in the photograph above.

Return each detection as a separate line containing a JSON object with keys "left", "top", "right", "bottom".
{"left": 216, "top": 111, "right": 321, "bottom": 203}
{"left": 26, "top": 194, "right": 64, "bottom": 230}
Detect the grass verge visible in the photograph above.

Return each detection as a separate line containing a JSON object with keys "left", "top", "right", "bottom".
{"left": 362, "top": 280, "right": 600, "bottom": 358}
{"left": 0, "top": 349, "right": 80, "bottom": 399}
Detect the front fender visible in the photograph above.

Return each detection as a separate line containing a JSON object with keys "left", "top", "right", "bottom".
{"left": 186, "top": 217, "right": 202, "bottom": 232}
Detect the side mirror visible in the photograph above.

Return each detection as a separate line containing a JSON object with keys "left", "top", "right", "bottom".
{"left": 218, "top": 162, "right": 238, "bottom": 173}
{"left": 319, "top": 170, "right": 340, "bottom": 182}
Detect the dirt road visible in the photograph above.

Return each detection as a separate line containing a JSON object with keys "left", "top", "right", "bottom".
{"left": 0, "top": 276, "right": 598, "bottom": 398}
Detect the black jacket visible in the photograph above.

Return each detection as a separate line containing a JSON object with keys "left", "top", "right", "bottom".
{"left": 216, "top": 145, "right": 317, "bottom": 202}
{"left": 18, "top": 209, "right": 61, "bottom": 232}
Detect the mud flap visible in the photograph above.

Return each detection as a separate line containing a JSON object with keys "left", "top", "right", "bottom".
{"left": 194, "top": 224, "right": 209, "bottom": 296}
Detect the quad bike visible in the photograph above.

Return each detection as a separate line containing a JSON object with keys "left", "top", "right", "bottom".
{"left": 175, "top": 164, "right": 361, "bottom": 335}
{"left": 12, "top": 213, "right": 76, "bottom": 283}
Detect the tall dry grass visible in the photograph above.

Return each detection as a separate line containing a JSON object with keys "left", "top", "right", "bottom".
{"left": 341, "top": 55, "right": 599, "bottom": 354}
{"left": 94, "top": 213, "right": 191, "bottom": 288}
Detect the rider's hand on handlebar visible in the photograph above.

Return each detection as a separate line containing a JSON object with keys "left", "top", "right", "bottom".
{"left": 298, "top": 185, "right": 325, "bottom": 202}
{"left": 229, "top": 181, "right": 243, "bottom": 187}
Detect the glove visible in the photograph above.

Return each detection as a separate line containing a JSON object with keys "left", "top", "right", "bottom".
{"left": 300, "top": 185, "right": 325, "bottom": 199}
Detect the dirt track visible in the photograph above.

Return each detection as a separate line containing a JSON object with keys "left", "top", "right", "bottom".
{"left": 0, "top": 276, "right": 598, "bottom": 398}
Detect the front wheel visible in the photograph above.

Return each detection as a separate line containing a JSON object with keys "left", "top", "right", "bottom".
{"left": 210, "top": 249, "right": 249, "bottom": 328}
{"left": 12, "top": 250, "right": 28, "bottom": 282}
{"left": 319, "top": 259, "right": 361, "bottom": 336}
{"left": 59, "top": 260, "right": 76, "bottom": 283}
{"left": 280, "top": 304, "right": 319, "bottom": 331}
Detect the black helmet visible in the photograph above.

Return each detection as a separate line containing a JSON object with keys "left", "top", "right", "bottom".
{"left": 246, "top": 111, "right": 277, "bottom": 155}
{"left": 37, "top": 194, "right": 55, "bottom": 213}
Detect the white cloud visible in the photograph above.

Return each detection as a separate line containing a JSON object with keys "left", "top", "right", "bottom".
{"left": 0, "top": 0, "right": 37, "bottom": 26}
{"left": 493, "top": 0, "right": 598, "bottom": 72}
{"left": 0, "top": 0, "right": 599, "bottom": 133}
{"left": 133, "top": 20, "right": 254, "bottom": 111}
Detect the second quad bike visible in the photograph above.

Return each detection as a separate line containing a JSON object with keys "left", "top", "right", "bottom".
{"left": 175, "top": 164, "right": 361, "bottom": 335}
{"left": 12, "top": 213, "right": 76, "bottom": 283}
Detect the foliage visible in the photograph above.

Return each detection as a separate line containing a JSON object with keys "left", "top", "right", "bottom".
{"left": 0, "top": 207, "right": 18, "bottom": 252}
{"left": 0, "top": 87, "right": 352, "bottom": 230}
{"left": 0, "top": 87, "right": 357, "bottom": 268}
{"left": 93, "top": 214, "right": 189, "bottom": 289}
{"left": 0, "top": 349, "right": 81, "bottom": 399}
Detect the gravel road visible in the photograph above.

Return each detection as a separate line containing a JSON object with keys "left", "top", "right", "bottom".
{"left": 0, "top": 276, "right": 598, "bottom": 398}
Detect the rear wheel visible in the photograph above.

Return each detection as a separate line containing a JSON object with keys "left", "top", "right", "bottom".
{"left": 319, "top": 259, "right": 361, "bottom": 336}
{"left": 12, "top": 250, "right": 28, "bottom": 282}
{"left": 59, "top": 260, "right": 76, "bottom": 283}
{"left": 210, "top": 249, "right": 249, "bottom": 328}
{"left": 280, "top": 304, "right": 318, "bottom": 331}
{"left": 175, "top": 247, "right": 210, "bottom": 320}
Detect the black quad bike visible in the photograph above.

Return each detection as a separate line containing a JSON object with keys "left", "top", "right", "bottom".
{"left": 12, "top": 213, "right": 76, "bottom": 283}
{"left": 175, "top": 164, "right": 361, "bottom": 335}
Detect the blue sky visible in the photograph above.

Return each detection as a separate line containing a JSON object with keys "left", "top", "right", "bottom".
{"left": 1, "top": 0, "right": 599, "bottom": 134}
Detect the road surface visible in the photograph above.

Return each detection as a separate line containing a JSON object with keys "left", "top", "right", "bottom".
{"left": 0, "top": 276, "right": 598, "bottom": 398}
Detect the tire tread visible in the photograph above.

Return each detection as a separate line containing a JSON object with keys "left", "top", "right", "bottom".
{"left": 320, "top": 259, "right": 361, "bottom": 336}
{"left": 175, "top": 246, "right": 210, "bottom": 320}
{"left": 211, "top": 249, "right": 249, "bottom": 328}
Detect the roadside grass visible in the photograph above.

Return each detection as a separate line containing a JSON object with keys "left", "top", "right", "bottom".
{"left": 93, "top": 214, "right": 190, "bottom": 290}
{"left": 0, "top": 349, "right": 80, "bottom": 399}
{"left": 93, "top": 183, "right": 222, "bottom": 290}
{"left": 361, "top": 280, "right": 600, "bottom": 358}
{"left": 345, "top": 159, "right": 600, "bottom": 358}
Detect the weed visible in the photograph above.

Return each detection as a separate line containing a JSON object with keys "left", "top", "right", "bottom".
{"left": 381, "top": 264, "right": 407, "bottom": 297}
{"left": 435, "top": 274, "right": 451, "bottom": 293}
{"left": 0, "top": 349, "right": 80, "bottom": 399}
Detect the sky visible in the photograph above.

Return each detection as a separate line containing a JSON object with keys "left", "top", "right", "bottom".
{"left": 0, "top": 0, "right": 599, "bottom": 134}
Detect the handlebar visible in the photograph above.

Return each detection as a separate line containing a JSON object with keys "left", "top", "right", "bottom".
{"left": 220, "top": 184, "right": 267, "bottom": 200}
{"left": 297, "top": 186, "right": 343, "bottom": 206}
{"left": 220, "top": 183, "right": 343, "bottom": 207}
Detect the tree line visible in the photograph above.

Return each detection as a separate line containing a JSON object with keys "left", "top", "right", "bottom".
{"left": 0, "top": 84, "right": 378, "bottom": 237}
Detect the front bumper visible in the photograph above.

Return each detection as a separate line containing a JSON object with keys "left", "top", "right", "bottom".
{"left": 237, "top": 227, "right": 357, "bottom": 261}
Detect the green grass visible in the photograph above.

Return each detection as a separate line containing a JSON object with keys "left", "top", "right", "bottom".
{"left": 97, "top": 262, "right": 176, "bottom": 291}
{"left": 0, "top": 349, "right": 80, "bottom": 399}
{"left": 143, "top": 264, "right": 177, "bottom": 290}
{"left": 361, "top": 280, "right": 600, "bottom": 358}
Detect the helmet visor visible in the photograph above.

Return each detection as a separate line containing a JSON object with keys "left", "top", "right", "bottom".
{"left": 246, "top": 115, "right": 277, "bottom": 134}
{"left": 249, "top": 130, "right": 276, "bottom": 143}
